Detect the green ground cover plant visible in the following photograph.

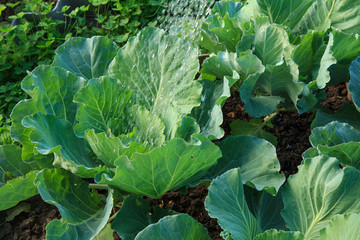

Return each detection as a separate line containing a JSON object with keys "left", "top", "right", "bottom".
{"left": 1, "top": 0, "right": 360, "bottom": 239}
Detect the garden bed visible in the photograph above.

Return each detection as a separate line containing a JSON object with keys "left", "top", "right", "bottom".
{"left": 0, "top": 83, "right": 350, "bottom": 240}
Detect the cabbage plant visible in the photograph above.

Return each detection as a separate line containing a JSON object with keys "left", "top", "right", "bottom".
{"left": 1, "top": 27, "right": 228, "bottom": 239}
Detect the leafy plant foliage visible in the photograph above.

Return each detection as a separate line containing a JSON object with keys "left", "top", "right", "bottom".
{"left": 2, "top": 0, "right": 360, "bottom": 239}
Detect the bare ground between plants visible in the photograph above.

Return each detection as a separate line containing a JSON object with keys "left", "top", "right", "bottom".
{"left": 0, "top": 83, "right": 350, "bottom": 239}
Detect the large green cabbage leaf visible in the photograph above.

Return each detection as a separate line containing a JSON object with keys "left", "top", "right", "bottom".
{"left": 52, "top": 36, "right": 118, "bottom": 80}
{"left": 310, "top": 121, "right": 360, "bottom": 168}
{"left": 205, "top": 136, "right": 285, "bottom": 195}
{"left": 97, "top": 134, "right": 221, "bottom": 198}
{"left": 108, "top": 27, "right": 201, "bottom": 139}
{"left": 281, "top": 155, "right": 360, "bottom": 239}
{"left": 0, "top": 145, "right": 39, "bottom": 210}
{"left": 135, "top": 214, "right": 211, "bottom": 240}
{"left": 254, "top": 0, "right": 360, "bottom": 35}
{"left": 35, "top": 169, "right": 113, "bottom": 240}
{"left": 205, "top": 168, "right": 283, "bottom": 240}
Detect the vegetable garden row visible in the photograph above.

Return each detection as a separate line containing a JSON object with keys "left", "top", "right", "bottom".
{"left": 1, "top": 0, "right": 360, "bottom": 239}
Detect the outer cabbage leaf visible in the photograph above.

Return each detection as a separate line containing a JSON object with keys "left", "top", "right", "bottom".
{"left": 73, "top": 76, "right": 132, "bottom": 137}
{"left": 255, "top": 0, "right": 315, "bottom": 30}
{"left": 205, "top": 136, "right": 285, "bottom": 195}
{"left": 199, "top": 1, "right": 244, "bottom": 53}
{"left": 281, "top": 155, "right": 360, "bottom": 239}
{"left": 244, "top": 186, "right": 286, "bottom": 231}
{"left": 0, "top": 145, "right": 41, "bottom": 210}
{"left": 135, "top": 214, "right": 210, "bottom": 240}
{"left": 21, "top": 65, "right": 85, "bottom": 123}
{"left": 22, "top": 113, "right": 103, "bottom": 178}
{"left": 111, "top": 195, "right": 176, "bottom": 240}
{"left": 98, "top": 134, "right": 221, "bottom": 198}
{"left": 52, "top": 36, "right": 118, "bottom": 80}
{"left": 0, "top": 145, "right": 38, "bottom": 181}
{"left": 310, "top": 121, "right": 360, "bottom": 168}
{"left": 252, "top": 22, "right": 293, "bottom": 67}
{"left": 349, "top": 56, "right": 360, "bottom": 112}
{"left": 191, "top": 78, "right": 230, "bottom": 140}
{"left": 319, "top": 214, "right": 360, "bottom": 240}
{"left": 0, "top": 171, "right": 38, "bottom": 211}
{"left": 311, "top": 104, "right": 360, "bottom": 130}
{"left": 254, "top": 230, "right": 304, "bottom": 240}
{"left": 35, "top": 169, "right": 113, "bottom": 240}
{"left": 294, "top": 0, "right": 360, "bottom": 35}
{"left": 205, "top": 168, "right": 262, "bottom": 240}
{"left": 108, "top": 27, "right": 201, "bottom": 139}
{"left": 11, "top": 65, "right": 85, "bottom": 161}
{"left": 10, "top": 66, "right": 85, "bottom": 161}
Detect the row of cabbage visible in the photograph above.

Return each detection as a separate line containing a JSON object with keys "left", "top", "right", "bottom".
{"left": 1, "top": 0, "right": 360, "bottom": 239}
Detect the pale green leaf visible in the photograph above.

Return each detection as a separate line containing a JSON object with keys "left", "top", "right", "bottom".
{"left": 281, "top": 155, "right": 360, "bottom": 239}
{"left": 85, "top": 130, "right": 148, "bottom": 167}
{"left": 175, "top": 116, "right": 200, "bottom": 142}
{"left": 21, "top": 65, "right": 85, "bottom": 123}
{"left": 256, "top": 0, "right": 315, "bottom": 30}
{"left": 98, "top": 134, "right": 221, "bottom": 198}
{"left": 135, "top": 214, "right": 211, "bottom": 240}
{"left": 319, "top": 214, "right": 360, "bottom": 240}
{"left": 73, "top": 76, "right": 132, "bottom": 137}
{"left": 108, "top": 27, "right": 201, "bottom": 139}
{"left": 294, "top": 0, "right": 360, "bottom": 34}
{"left": 93, "top": 224, "right": 114, "bottom": 240}
{"left": 0, "top": 171, "right": 38, "bottom": 211}
{"left": 254, "top": 230, "right": 304, "bottom": 240}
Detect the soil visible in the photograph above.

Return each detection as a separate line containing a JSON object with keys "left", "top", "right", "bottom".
{"left": 0, "top": 195, "right": 60, "bottom": 240}
{"left": 0, "top": 82, "right": 351, "bottom": 240}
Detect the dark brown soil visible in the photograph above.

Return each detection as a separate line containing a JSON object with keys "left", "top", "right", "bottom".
{"left": 221, "top": 88, "right": 252, "bottom": 139}
{"left": 269, "top": 111, "right": 312, "bottom": 176}
{"left": 0, "top": 195, "right": 60, "bottom": 240}
{"left": 321, "top": 82, "right": 352, "bottom": 112}
{"left": 146, "top": 184, "right": 223, "bottom": 240}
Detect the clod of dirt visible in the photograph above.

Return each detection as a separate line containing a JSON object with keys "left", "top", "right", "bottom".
{"left": 0, "top": 195, "right": 61, "bottom": 240}
{"left": 146, "top": 184, "right": 223, "bottom": 240}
